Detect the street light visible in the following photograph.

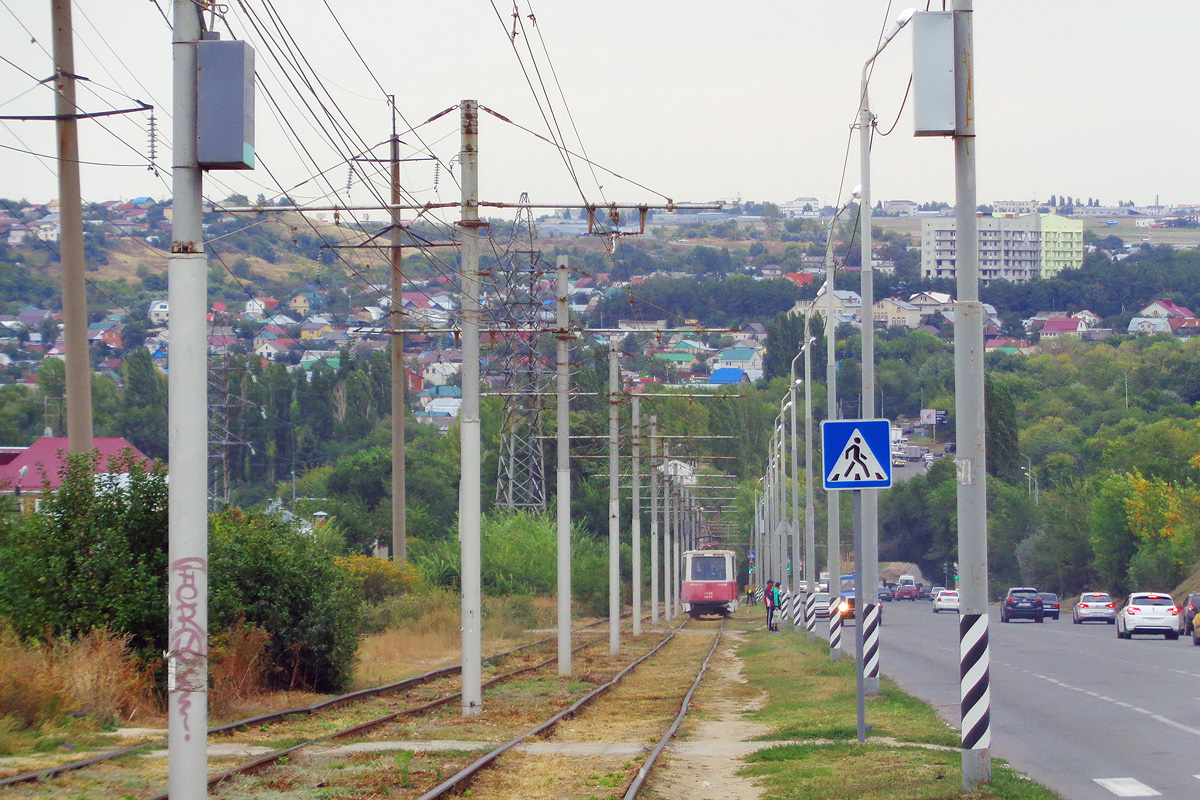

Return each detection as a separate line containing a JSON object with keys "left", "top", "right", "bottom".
{"left": 858, "top": 5, "right": 917, "bottom": 697}
{"left": 1022, "top": 455, "right": 1039, "bottom": 505}
{"left": 820, "top": 188, "right": 858, "bottom": 662}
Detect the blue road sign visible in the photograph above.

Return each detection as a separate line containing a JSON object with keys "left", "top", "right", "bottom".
{"left": 821, "top": 418, "right": 892, "bottom": 490}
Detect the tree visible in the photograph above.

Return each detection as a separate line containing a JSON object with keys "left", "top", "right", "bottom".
{"left": 0, "top": 450, "right": 169, "bottom": 660}
{"left": 118, "top": 348, "right": 168, "bottom": 459}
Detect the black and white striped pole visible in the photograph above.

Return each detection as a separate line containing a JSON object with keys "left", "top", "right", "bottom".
{"left": 791, "top": 591, "right": 803, "bottom": 632}
{"left": 804, "top": 591, "right": 817, "bottom": 637}
{"left": 959, "top": 612, "right": 990, "bottom": 753}
{"left": 863, "top": 602, "right": 881, "bottom": 683}
{"left": 827, "top": 595, "right": 841, "bottom": 653}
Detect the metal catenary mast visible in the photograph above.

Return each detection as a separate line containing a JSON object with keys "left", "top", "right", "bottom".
{"left": 493, "top": 193, "right": 551, "bottom": 510}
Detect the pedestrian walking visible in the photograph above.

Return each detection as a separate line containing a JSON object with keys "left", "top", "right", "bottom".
{"left": 770, "top": 582, "right": 782, "bottom": 631}
{"left": 764, "top": 580, "right": 776, "bottom": 632}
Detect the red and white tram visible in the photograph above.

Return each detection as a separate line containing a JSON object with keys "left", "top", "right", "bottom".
{"left": 681, "top": 549, "right": 739, "bottom": 618}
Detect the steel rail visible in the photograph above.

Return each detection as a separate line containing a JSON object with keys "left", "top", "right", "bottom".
{"left": 0, "top": 616, "right": 615, "bottom": 788}
{"left": 414, "top": 619, "right": 695, "bottom": 800}
{"left": 169, "top": 629, "right": 630, "bottom": 800}
{"left": 623, "top": 622, "right": 725, "bottom": 798}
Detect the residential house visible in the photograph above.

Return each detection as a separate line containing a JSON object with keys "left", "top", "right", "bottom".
{"left": 713, "top": 347, "right": 764, "bottom": 381}
{"left": 1138, "top": 298, "right": 1195, "bottom": 319}
{"left": 87, "top": 321, "right": 123, "bottom": 349}
{"left": 417, "top": 386, "right": 462, "bottom": 408}
{"left": 148, "top": 300, "right": 170, "bottom": 325}
{"left": 1037, "top": 317, "right": 1088, "bottom": 340}
{"left": 1127, "top": 317, "right": 1173, "bottom": 335}
{"left": 653, "top": 351, "right": 700, "bottom": 372}
{"left": 421, "top": 352, "right": 461, "bottom": 387}
{"left": 300, "top": 320, "right": 334, "bottom": 340}
{"left": 288, "top": 292, "right": 324, "bottom": 317}
{"left": 907, "top": 291, "right": 954, "bottom": 317}
{"left": 732, "top": 322, "right": 769, "bottom": 346}
{"left": 244, "top": 297, "right": 280, "bottom": 318}
{"left": 874, "top": 297, "right": 922, "bottom": 329}
{"left": 254, "top": 340, "right": 291, "bottom": 361}
{"left": 708, "top": 367, "right": 750, "bottom": 385}
{"left": 796, "top": 287, "right": 862, "bottom": 325}
{"left": 0, "top": 437, "right": 150, "bottom": 514}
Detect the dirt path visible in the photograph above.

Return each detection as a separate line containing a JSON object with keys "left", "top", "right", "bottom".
{"left": 648, "top": 631, "right": 771, "bottom": 800}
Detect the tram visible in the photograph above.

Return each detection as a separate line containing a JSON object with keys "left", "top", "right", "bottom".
{"left": 680, "top": 549, "right": 739, "bottom": 618}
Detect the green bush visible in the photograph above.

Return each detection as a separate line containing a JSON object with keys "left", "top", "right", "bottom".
{"left": 410, "top": 512, "right": 611, "bottom": 615}
{"left": 210, "top": 510, "right": 360, "bottom": 693}
{"left": 0, "top": 451, "right": 168, "bottom": 659}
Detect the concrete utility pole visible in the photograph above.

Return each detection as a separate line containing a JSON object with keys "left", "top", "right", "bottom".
{"left": 825, "top": 230, "right": 841, "bottom": 663}
{"left": 555, "top": 256, "right": 571, "bottom": 675}
{"left": 804, "top": 315, "right": 817, "bottom": 640}
{"left": 631, "top": 395, "right": 642, "bottom": 636}
{"left": 51, "top": 0, "right": 93, "bottom": 453}
{"left": 608, "top": 342, "right": 620, "bottom": 654}
{"left": 663, "top": 447, "right": 673, "bottom": 621}
{"left": 389, "top": 104, "right": 407, "bottom": 564}
{"left": 952, "top": 1, "right": 991, "bottom": 788}
{"left": 458, "top": 99, "right": 483, "bottom": 716}
{"left": 858, "top": 81, "right": 880, "bottom": 695}
{"left": 650, "top": 416, "right": 660, "bottom": 624}
{"left": 167, "top": 1, "right": 208, "bottom": 796}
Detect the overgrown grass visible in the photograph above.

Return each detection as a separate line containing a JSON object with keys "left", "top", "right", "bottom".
{"left": 0, "top": 622, "right": 159, "bottom": 755}
{"left": 730, "top": 613, "right": 1064, "bottom": 800}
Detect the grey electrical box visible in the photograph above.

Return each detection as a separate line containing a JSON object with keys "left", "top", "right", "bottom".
{"left": 197, "top": 38, "right": 255, "bottom": 169}
{"left": 911, "top": 11, "right": 955, "bottom": 137}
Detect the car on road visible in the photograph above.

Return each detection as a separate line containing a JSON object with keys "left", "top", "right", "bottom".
{"left": 877, "top": 587, "right": 893, "bottom": 602}
{"left": 932, "top": 589, "right": 960, "bottom": 613}
{"left": 929, "top": 585, "right": 945, "bottom": 601}
{"left": 837, "top": 593, "right": 883, "bottom": 624}
{"left": 1116, "top": 592, "right": 1180, "bottom": 639}
{"left": 1072, "top": 592, "right": 1116, "bottom": 624}
{"left": 811, "top": 592, "right": 832, "bottom": 619}
{"left": 1039, "top": 592, "right": 1061, "bottom": 620}
{"left": 1001, "top": 587, "right": 1044, "bottom": 623}
{"left": 1179, "top": 592, "right": 1200, "bottom": 636}
{"left": 895, "top": 575, "right": 918, "bottom": 600}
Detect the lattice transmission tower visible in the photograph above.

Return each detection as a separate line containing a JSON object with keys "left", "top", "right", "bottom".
{"left": 492, "top": 194, "right": 552, "bottom": 510}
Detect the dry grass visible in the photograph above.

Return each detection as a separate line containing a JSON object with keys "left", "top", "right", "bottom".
{"left": 209, "top": 618, "right": 273, "bottom": 715}
{"left": 0, "top": 623, "right": 156, "bottom": 731}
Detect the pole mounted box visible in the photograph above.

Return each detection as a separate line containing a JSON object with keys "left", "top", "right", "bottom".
{"left": 197, "top": 36, "right": 255, "bottom": 169}
{"left": 911, "top": 11, "right": 955, "bottom": 137}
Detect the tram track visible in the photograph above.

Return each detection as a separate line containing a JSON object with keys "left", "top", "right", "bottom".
{"left": 0, "top": 616, "right": 616, "bottom": 792}
{"left": 0, "top": 613, "right": 724, "bottom": 799}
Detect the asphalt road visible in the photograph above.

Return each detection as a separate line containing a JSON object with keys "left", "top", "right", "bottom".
{"left": 870, "top": 599, "right": 1200, "bottom": 799}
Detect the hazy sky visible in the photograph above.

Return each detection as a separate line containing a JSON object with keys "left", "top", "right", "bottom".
{"left": 3, "top": 1, "right": 1197, "bottom": 220}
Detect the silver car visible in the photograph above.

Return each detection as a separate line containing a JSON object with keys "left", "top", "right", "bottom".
{"left": 1073, "top": 591, "right": 1116, "bottom": 624}
{"left": 1116, "top": 592, "right": 1181, "bottom": 640}
{"left": 811, "top": 592, "right": 832, "bottom": 619}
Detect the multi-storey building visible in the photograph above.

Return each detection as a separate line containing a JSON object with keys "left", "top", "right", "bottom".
{"left": 921, "top": 213, "right": 1083, "bottom": 283}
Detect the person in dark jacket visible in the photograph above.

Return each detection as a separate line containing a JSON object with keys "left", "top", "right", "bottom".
{"left": 764, "top": 580, "right": 776, "bottom": 631}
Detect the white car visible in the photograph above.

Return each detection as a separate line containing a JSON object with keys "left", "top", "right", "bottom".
{"left": 932, "top": 590, "right": 960, "bottom": 613}
{"left": 811, "top": 592, "right": 832, "bottom": 619}
{"left": 1116, "top": 592, "right": 1181, "bottom": 640}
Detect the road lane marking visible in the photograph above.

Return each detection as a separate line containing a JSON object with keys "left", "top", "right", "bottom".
{"left": 1093, "top": 777, "right": 1161, "bottom": 796}
{"left": 1033, "top": 673, "right": 1200, "bottom": 737}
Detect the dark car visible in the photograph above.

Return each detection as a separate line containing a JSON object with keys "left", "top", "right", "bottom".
{"left": 877, "top": 587, "right": 893, "bottom": 602}
{"left": 1001, "top": 587, "right": 1044, "bottom": 623}
{"left": 1181, "top": 592, "right": 1200, "bottom": 636}
{"left": 1039, "top": 592, "right": 1060, "bottom": 620}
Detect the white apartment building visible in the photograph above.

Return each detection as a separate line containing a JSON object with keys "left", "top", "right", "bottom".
{"left": 921, "top": 213, "right": 1084, "bottom": 283}
{"left": 992, "top": 200, "right": 1038, "bottom": 216}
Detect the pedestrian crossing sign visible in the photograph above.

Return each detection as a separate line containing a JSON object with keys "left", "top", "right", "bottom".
{"left": 821, "top": 419, "right": 892, "bottom": 490}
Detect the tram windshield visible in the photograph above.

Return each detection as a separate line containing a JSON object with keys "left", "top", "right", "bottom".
{"left": 691, "top": 555, "right": 728, "bottom": 581}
